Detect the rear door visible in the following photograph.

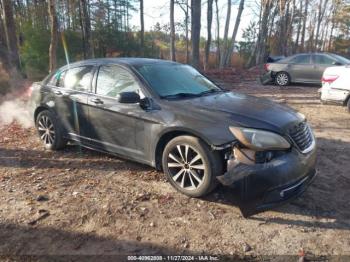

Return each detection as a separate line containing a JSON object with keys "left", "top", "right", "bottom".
{"left": 287, "top": 54, "right": 312, "bottom": 83}
{"left": 311, "top": 54, "right": 338, "bottom": 83}
{"left": 85, "top": 64, "right": 148, "bottom": 162}
{"left": 48, "top": 66, "right": 95, "bottom": 141}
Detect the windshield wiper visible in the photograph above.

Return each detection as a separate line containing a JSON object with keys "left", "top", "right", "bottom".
{"left": 198, "top": 89, "right": 223, "bottom": 96}
{"left": 160, "top": 93, "right": 201, "bottom": 99}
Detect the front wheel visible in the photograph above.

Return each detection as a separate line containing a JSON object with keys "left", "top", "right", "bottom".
{"left": 275, "top": 72, "right": 290, "bottom": 86}
{"left": 36, "top": 110, "right": 67, "bottom": 150}
{"left": 162, "top": 136, "right": 222, "bottom": 197}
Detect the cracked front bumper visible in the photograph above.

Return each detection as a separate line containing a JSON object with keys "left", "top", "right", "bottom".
{"left": 217, "top": 146, "right": 317, "bottom": 216}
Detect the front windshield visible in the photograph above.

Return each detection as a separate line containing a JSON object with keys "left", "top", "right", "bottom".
{"left": 135, "top": 64, "right": 221, "bottom": 98}
{"left": 330, "top": 54, "right": 350, "bottom": 65}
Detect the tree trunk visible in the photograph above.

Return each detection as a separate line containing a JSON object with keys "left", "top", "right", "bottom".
{"left": 294, "top": 0, "right": 303, "bottom": 53}
{"left": 224, "top": 0, "right": 245, "bottom": 67}
{"left": 0, "top": 0, "right": 5, "bottom": 45}
{"left": 185, "top": 0, "right": 189, "bottom": 64}
{"left": 191, "top": 0, "right": 201, "bottom": 69}
{"left": 1, "top": 0, "right": 20, "bottom": 70}
{"left": 48, "top": 0, "right": 58, "bottom": 72}
{"left": 140, "top": 0, "right": 144, "bottom": 56}
{"left": 300, "top": 0, "right": 309, "bottom": 52}
{"left": 321, "top": 16, "right": 330, "bottom": 51}
{"left": 315, "top": 0, "right": 329, "bottom": 51}
{"left": 219, "top": 0, "right": 231, "bottom": 68}
{"left": 256, "top": 0, "right": 272, "bottom": 66}
{"left": 80, "top": 0, "right": 92, "bottom": 58}
{"left": 307, "top": 13, "right": 316, "bottom": 52}
{"left": 277, "top": 0, "right": 289, "bottom": 56}
{"left": 170, "top": 0, "right": 176, "bottom": 61}
{"left": 328, "top": 18, "right": 335, "bottom": 51}
{"left": 267, "top": 4, "right": 277, "bottom": 49}
{"left": 214, "top": 0, "right": 220, "bottom": 67}
{"left": 204, "top": 0, "right": 213, "bottom": 70}
{"left": 78, "top": 1, "right": 86, "bottom": 58}
{"left": 178, "top": 0, "right": 189, "bottom": 63}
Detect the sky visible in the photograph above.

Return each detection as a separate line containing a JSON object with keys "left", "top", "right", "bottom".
{"left": 130, "top": 0, "right": 260, "bottom": 42}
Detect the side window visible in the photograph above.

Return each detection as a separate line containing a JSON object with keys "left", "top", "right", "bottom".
{"left": 64, "top": 66, "right": 94, "bottom": 92}
{"left": 47, "top": 70, "right": 67, "bottom": 87}
{"left": 57, "top": 71, "right": 66, "bottom": 88}
{"left": 314, "top": 55, "right": 335, "bottom": 65}
{"left": 96, "top": 65, "right": 143, "bottom": 98}
{"left": 47, "top": 74, "right": 58, "bottom": 86}
{"left": 291, "top": 55, "right": 311, "bottom": 64}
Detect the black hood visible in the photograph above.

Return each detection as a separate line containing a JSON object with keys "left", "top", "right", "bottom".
{"left": 171, "top": 91, "right": 304, "bottom": 134}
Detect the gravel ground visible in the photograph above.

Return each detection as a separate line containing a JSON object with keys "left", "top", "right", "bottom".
{"left": 0, "top": 81, "right": 349, "bottom": 261}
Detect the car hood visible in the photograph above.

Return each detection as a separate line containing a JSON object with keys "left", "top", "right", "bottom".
{"left": 172, "top": 91, "right": 304, "bottom": 134}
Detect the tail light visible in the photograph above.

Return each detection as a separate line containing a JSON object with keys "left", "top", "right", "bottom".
{"left": 264, "top": 64, "right": 270, "bottom": 71}
{"left": 322, "top": 75, "right": 339, "bottom": 84}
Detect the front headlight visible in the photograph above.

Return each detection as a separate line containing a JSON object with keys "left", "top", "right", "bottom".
{"left": 230, "top": 127, "right": 291, "bottom": 151}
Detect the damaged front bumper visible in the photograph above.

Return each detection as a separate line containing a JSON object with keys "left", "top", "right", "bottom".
{"left": 217, "top": 146, "right": 317, "bottom": 217}
{"left": 260, "top": 71, "right": 274, "bottom": 85}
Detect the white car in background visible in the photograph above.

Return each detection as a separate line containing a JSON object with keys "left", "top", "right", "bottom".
{"left": 320, "top": 65, "right": 350, "bottom": 112}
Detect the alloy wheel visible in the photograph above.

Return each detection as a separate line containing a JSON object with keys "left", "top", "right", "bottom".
{"left": 167, "top": 144, "right": 206, "bottom": 190}
{"left": 37, "top": 115, "right": 55, "bottom": 146}
{"left": 276, "top": 73, "right": 289, "bottom": 86}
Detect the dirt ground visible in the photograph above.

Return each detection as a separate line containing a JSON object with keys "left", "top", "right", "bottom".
{"left": 0, "top": 81, "right": 350, "bottom": 260}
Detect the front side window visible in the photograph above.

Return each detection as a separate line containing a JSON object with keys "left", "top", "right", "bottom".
{"left": 314, "top": 55, "right": 335, "bottom": 65}
{"left": 64, "top": 66, "right": 93, "bottom": 92}
{"left": 47, "top": 70, "right": 65, "bottom": 87}
{"left": 96, "top": 65, "right": 142, "bottom": 97}
{"left": 57, "top": 71, "right": 66, "bottom": 88}
{"left": 135, "top": 64, "right": 220, "bottom": 98}
{"left": 291, "top": 55, "right": 311, "bottom": 64}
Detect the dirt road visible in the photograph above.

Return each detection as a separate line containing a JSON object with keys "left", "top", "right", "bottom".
{"left": 0, "top": 82, "right": 349, "bottom": 260}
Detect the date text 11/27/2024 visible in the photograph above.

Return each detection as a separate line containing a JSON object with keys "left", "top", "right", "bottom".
{"left": 127, "top": 255, "right": 219, "bottom": 261}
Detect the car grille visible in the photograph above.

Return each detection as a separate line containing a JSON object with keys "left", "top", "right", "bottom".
{"left": 289, "top": 122, "right": 313, "bottom": 152}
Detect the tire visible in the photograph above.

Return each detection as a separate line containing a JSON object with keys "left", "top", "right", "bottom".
{"left": 347, "top": 98, "right": 350, "bottom": 113}
{"left": 162, "top": 135, "right": 222, "bottom": 197}
{"left": 35, "top": 110, "right": 67, "bottom": 150}
{"left": 275, "top": 72, "right": 290, "bottom": 86}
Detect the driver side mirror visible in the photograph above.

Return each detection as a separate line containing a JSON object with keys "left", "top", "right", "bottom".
{"left": 117, "top": 92, "right": 140, "bottom": 104}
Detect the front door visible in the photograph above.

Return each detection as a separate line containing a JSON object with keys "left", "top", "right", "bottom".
{"left": 86, "top": 64, "right": 148, "bottom": 161}
{"left": 288, "top": 54, "right": 312, "bottom": 83}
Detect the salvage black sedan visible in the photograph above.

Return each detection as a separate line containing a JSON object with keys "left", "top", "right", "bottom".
{"left": 31, "top": 58, "right": 317, "bottom": 216}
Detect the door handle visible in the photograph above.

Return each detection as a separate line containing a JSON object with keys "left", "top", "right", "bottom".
{"left": 90, "top": 98, "right": 104, "bottom": 104}
{"left": 54, "top": 90, "right": 63, "bottom": 95}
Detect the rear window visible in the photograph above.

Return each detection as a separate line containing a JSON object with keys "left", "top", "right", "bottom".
{"left": 47, "top": 70, "right": 66, "bottom": 88}
{"left": 47, "top": 72, "right": 59, "bottom": 86}
{"left": 64, "top": 66, "right": 94, "bottom": 92}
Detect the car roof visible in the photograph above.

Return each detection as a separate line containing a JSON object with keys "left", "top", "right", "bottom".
{"left": 291, "top": 52, "right": 336, "bottom": 56}
{"left": 58, "top": 58, "right": 180, "bottom": 71}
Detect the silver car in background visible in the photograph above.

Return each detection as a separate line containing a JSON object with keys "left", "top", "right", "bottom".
{"left": 261, "top": 53, "right": 350, "bottom": 86}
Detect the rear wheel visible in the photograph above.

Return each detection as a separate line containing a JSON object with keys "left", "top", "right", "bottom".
{"left": 162, "top": 135, "right": 222, "bottom": 197}
{"left": 36, "top": 110, "right": 67, "bottom": 150}
{"left": 275, "top": 72, "right": 290, "bottom": 86}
